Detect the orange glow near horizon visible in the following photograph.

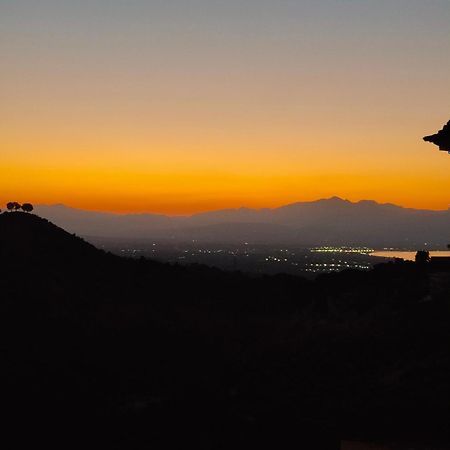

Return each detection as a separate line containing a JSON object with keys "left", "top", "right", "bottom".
{"left": 1, "top": 142, "right": 449, "bottom": 215}
{"left": 1, "top": 103, "right": 449, "bottom": 214}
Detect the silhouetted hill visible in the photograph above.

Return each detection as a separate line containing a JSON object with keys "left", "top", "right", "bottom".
{"left": 1, "top": 212, "right": 449, "bottom": 449}
{"left": 35, "top": 198, "right": 450, "bottom": 247}
{"left": 0, "top": 211, "right": 100, "bottom": 262}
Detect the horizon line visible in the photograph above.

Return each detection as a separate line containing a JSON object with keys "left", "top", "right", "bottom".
{"left": 28, "top": 196, "right": 450, "bottom": 217}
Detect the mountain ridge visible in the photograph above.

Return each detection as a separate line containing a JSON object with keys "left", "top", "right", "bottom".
{"left": 34, "top": 197, "right": 450, "bottom": 247}
{"left": 36, "top": 196, "right": 449, "bottom": 217}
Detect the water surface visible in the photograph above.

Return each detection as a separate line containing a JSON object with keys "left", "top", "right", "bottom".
{"left": 371, "top": 251, "right": 450, "bottom": 262}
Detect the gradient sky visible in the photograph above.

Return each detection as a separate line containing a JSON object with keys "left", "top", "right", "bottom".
{"left": 1, "top": 0, "right": 449, "bottom": 214}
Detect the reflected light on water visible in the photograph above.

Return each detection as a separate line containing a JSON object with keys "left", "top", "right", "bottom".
{"left": 371, "top": 251, "right": 450, "bottom": 262}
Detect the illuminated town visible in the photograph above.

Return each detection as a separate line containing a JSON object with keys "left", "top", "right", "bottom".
{"left": 91, "top": 241, "right": 392, "bottom": 277}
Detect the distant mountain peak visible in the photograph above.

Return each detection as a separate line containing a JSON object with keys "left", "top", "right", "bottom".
{"left": 356, "top": 199, "right": 382, "bottom": 207}
{"left": 322, "top": 196, "right": 349, "bottom": 203}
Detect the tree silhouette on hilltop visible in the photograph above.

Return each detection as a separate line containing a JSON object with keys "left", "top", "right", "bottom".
{"left": 6, "top": 202, "right": 21, "bottom": 212}
{"left": 5, "top": 202, "right": 34, "bottom": 213}
{"left": 21, "top": 203, "right": 34, "bottom": 213}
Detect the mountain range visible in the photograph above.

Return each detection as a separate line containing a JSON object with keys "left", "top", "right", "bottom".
{"left": 35, "top": 197, "right": 450, "bottom": 247}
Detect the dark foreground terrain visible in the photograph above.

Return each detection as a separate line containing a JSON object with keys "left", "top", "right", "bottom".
{"left": 0, "top": 212, "right": 449, "bottom": 449}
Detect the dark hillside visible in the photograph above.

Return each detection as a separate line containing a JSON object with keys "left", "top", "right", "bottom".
{"left": 0, "top": 212, "right": 449, "bottom": 449}
{"left": 0, "top": 211, "right": 100, "bottom": 261}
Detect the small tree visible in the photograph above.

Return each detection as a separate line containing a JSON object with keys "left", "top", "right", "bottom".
{"left": 6, "top": 202, "right": 15, "bottom": 212}
{"left": 13, "top": 202, "right": 22, "bottom": 211}
{"left": 21, "top": 203, "right": 34, "bottom": 213}
{"left": 415, "top": 250, "right": 430, "bottom": 265}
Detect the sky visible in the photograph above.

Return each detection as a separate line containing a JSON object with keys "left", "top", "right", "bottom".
{"left": 1, "top": 0, "right": 449, "bottom": 214}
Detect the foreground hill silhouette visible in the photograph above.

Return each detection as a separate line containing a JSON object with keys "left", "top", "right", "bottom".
{"left": 0, "top": 210, "right": 99, "bottom": 261}
{"left": 1, "top": 212, "right": 449, "bottom": 449}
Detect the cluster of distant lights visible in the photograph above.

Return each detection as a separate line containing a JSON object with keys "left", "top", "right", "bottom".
{"left": 310, "top": 246, "right": 374, "bottom": 254}
{"left": 304, "top": 262, "right": 371, "bottom": 273}
{"left": 265, "top": 256, "right": 289, "bottom": 262}
{"left": 118, "top": 243, "right": 376, "bottom": 273}
{"left": 264, "top": 256, "right": 370, "bottom": 272}
{"left": 187, "top": 249, "right": 253, "bottom": 256}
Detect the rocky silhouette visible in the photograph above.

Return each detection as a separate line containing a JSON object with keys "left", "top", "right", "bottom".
{"left": 423, "top": 120, "right": 450, "bottom": 152}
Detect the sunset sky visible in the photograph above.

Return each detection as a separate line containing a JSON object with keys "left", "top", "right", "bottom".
{"left": 1, "top": 0, "right": 449, "bottom": 214}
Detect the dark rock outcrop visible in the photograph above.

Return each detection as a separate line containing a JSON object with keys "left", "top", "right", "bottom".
{"left": 423, "top": 120, "right": 450, "bottom": 152}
